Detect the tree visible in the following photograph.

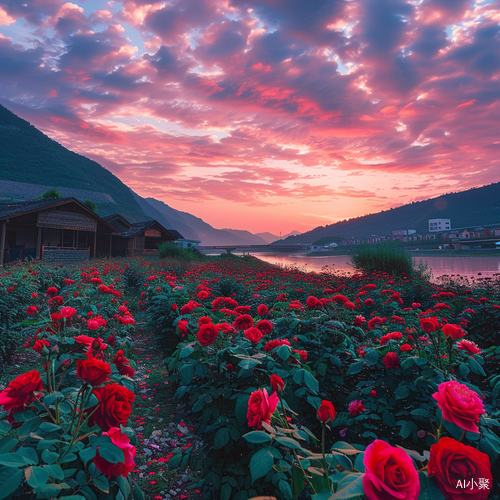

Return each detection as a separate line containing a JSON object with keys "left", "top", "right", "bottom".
{"left": 38, "top": 188, "right": 62, "bottom": 200}
{"left": 83, "top": 200, "right": 98, "bottom": 213}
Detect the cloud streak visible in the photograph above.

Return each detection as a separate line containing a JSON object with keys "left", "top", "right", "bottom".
{"left": 0, "top": 0, "right": 499, "bottom": 232}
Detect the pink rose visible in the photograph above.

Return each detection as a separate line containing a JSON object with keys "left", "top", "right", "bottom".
{"left": 432, "top": 381, "right": 485, "bottom": 433}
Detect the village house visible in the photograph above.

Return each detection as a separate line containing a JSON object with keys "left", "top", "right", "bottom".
{"left": 0, "top": 197, "right": 118, "bottom": 265}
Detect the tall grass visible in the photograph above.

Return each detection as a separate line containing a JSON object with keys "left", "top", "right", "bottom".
{"left": 350, "top": 244, "right": 416, "bottom": 277}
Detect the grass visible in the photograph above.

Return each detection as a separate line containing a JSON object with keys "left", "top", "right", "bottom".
{"left": 350, "top": 243, "right": 417, "bottom": 277}
{"left": 158, "top": 243, "right": 205, "bottom": 261}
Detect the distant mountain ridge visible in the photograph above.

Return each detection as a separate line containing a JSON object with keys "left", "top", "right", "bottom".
{"left": 0, "top": 102, "right": 290, "bottom": 245}
{"left": 281, "top": 184, "right": 500, "bottom": 244}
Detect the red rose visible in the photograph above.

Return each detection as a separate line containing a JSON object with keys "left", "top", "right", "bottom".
{"left": 383, "top": 352, "right": 400, "bottom": 369}
{"left": 354, "top": 315, "right": 365, "bottom": 327}
{"left": 442, "top": 324, "right": 465, "bottom": 340}
{"left": 306, "top": 296, "right": 322, "bottom": 310}
{"left": 46, "top": 287, "right": 58, "bottom": 296}
{"left": 348, "top": 399, "right": 365, "bottom": 417}
{"left": 77, "top": 354, "right": 111, "bottom": 386}
{"left": 107, "top": 334, "right": 116, "bottom": 347}
{"left": 0, "top": 370, "right": 43, "bottom": 411}
{"left": 270, "top": 374, "right": 284, "bottom": 392}
{"left": 247, "top": 388, "right": 279, "bottom": 429}
{"left": 87, "top": 383, "right": 135, "bottom": 431}
{"left": 420, "top": 317, "right": 440, "bottom": 333}
{"left": 432, "top": 381, "right": 485, "bottom": 433}
{"left": 233, "top": 314, "right": 254, "bottom": 330}
{"left": 317, "top": 400, "right": 336, "bottom": 423}
{"left": 178, "top": 320, "right": 188, "bottom": 335}
{"left": 363, "top": 440, "right": 420, "bottom": 500}
{"left": 244, "top": 327, "right": 263, "bottom": 344}
{"left": 198, "top": 316, "right": 213, "bottom": 326}
{"left": 257, "top": 304, "right": 268, "bottom": 316}
{"left": 26, "top": 305, "right": 37, "bottom": 315}
{"left": 32, "top": 339, "right": 50, "bottom": 353}
{"left": 93, "top": 426, "right": 136, "bottom": 478}
{"left": 256, "top": 320, "right": 273, "bottom": 335}
{"left": 60, "top": 306, "right": 77, "bottom": 319}
{"left": 428, "top": 437, "right": 492, "bottom": 500}
{"left": 456, "top": 340, "right": 481, "bottom": 355}
{"left": 197, "top": 322, "right": 219, "bottom": 346}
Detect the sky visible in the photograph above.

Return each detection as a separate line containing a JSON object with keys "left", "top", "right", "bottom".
{"left": 0, "top": 0, "right": 499, "bottom": 234}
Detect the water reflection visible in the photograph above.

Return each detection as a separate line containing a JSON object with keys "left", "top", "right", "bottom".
{"left": 249, "top": 252, "right": 500, "bottom": 278}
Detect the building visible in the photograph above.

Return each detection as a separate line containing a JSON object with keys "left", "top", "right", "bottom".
{"left": 103, "top": 215, "right": 178, "bottom": 257}
{"left": 392, "top": 229, "right": 416, "bottom": 236}
{"left": 169, "top": 230, "right": 201, "bottom": 249}
{"left": 429, "top": 219, "right": 451, "bottom": 232}
{"left": 0, "top": 198, "right": 118, "bottom": 265}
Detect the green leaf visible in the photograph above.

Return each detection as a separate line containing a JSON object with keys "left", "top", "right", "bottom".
{"left": 291, "top": 464, "right": 306, "bottom": 498}
{"left": 34, "top": 483, "right": 62, "bottom": 498}
{"left": 0, "top": 422, "right": 12, "bottom": 436}
{"left": 397, "top": 420, "right": 418, "bottom": 440}
{"left": 293, "top": 369, "right": 319, "bottom": 392}
{"left": 220, "top": 483, "right": 232, "bottom": 500}
{"left": 279, "top": 479, "right": 293, "bottom": 500}
{"left": 250, "top": 448, "right": 274, "bottom": 483}
{"left": 45, "top": 464, "right": 64, "bottom": 480}
{"left": 97, "top": 443, "right": 125, "bottom": 464}
{"left": 214, "top": 428, "right": 230, "bottom": 449}
{"left": 395, "top": 385, "right": 410, "bottom": 400}
{"left": 459, "top": 363, "right": 470, "bottom": 378}
{"left": 0, "top": 452, "right": 33, "bottom": 467}
{"left": 179, "top": 364, "right": 194, "bottom": 385}
{"left": 276, "top": 344, "right": 290, "bottom": 361}
{"left": 235, "top": 395, "right": 250, "bottom": 426}
{"left": 364, "top": 349, "right": 379, "bottom": 367}
{"left": 13, "top": 410, "right": 35, "bottom": 423}
{"left": 117, "top": 475, "right": 131, "bottom": 498}
{"left": 400, "top": 358, "right": 415, "bottom": 370}
{"left": 346, "top": 361, "right": 364, "bottom": 376}
{"left": 0, "top": 437, "right": 17, "bottom": 454}
{"left": 354, "top": 452, "right": 365, "bottom": 473}
{"left": 25, "top": 466, "right": 49, "bottom": 488}
{"left": 180, "top": 345, "right": 194, "bottom": 359}
{"left": 79, "top": 446, "right": 96, "bottom": 465}
{"left": 316, "top": 362, "right": 327, "bottom": 376}
{"left": 238, "top": 359, "right": 260, "bottom": 370}
{"left": 168, "top": 453, "right": 182, "bottom": 469}
{"left": 42, "top": 450, "right": 59, "bottom": 465}
{"left": 17, "top": 417, "right": 42, "bottom": 440}
{"left": 418, "top": 471, "right": 446, "bottom": 500}
{"left": 468, "top": 357, "right": 486, "bottom": 376}
{"left": 0, "top": 467, "right": 23, "bottom": 500}
{"left": 133, "top": 481, "right": 145, "bottom": 500}
{"left": 331, "top": 474, "right": 364, "bottom": 499}
{"left": 17, "top": 447, "right": 39, "bottom": 465}
{"left": 77, "top": 470, "right": 87, "bottom": 486}
{"left": 93, "top": 474, "right": 110, "bottom": 493}
{"left": 38, "top": 422, "right": 61, "bottom": 433}
{"left": 243, "top": 431, "right": 272, "bottom": 444}
{"left": 275, "top": 436, "right": 303, "bottom": 450}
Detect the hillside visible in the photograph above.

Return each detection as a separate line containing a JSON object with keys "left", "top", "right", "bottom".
{"left": 0, "top": 103, "right": 148, "bottom": 222}
{"left": 144, "top": 198, "right": 270, "bottom": 246}
{"left": 281, "top": 184, "right": 500, "bottom": 244}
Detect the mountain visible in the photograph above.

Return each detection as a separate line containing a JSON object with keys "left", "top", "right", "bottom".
{"left": 0, "top": 103, "right": 148, "bottom": 222}
{"left": 281, "top": 184, "right": 500, "bottom": 244}
{"left": 254, "top": 231, "right": 302, "bottom": 243}
{"left": 133, "top": 194, "right": 201, "bottom": 241}
{"left": 143, "top": 198, "right": 271, "bottom": 246}
{"left": 222, "top": 229, "right": 269, "bottom": 245}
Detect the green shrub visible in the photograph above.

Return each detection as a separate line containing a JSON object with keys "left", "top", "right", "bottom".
{"left": 37, "top": 188, "right": 61, "bottom": 200}
{"left": 158, "top": 242, "right": 204, "bottom": 260}
{"left": 350, "top": 244, "right": 416, "bottom": 277}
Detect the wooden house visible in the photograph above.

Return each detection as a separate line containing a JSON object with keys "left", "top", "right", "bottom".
{"left": 102, "top": 215, "right": 177, "bottom": 257}
{"left": 0, "top": 198, "right": 117, "bottom": 265}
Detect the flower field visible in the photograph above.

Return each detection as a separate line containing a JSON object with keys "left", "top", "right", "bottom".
{"left": 0, "top": 255, "right": 499, "bottom": 500}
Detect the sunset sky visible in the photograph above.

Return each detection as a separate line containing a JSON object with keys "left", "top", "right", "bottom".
{"left": 1, "top": 0, "right": 499, "bottom": 234}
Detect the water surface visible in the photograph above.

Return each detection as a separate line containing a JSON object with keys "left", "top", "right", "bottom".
{"left": 248, "top": 252, "right": 500, "bottom": 279}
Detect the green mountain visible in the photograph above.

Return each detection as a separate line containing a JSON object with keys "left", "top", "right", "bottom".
{"left": 281, "top": 184, "right": 500, "bottom": 244}
{"left": 0, "top": 103, "right": 148, "bottom": 222}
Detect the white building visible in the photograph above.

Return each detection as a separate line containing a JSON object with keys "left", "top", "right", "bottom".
{"left": 429, "top": 219, "right": 451, "bottom": 232}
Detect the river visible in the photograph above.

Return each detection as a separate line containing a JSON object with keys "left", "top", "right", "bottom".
{"left": 246, "top": 252, "right": 500, "bottom": 279}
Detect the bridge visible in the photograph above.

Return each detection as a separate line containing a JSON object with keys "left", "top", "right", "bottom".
{"left": 198, "top": 244, "right": 307, "bottom": 254}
